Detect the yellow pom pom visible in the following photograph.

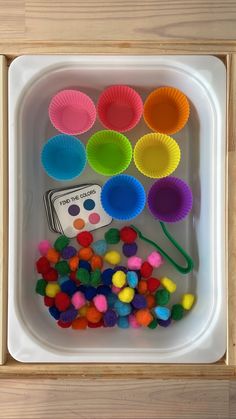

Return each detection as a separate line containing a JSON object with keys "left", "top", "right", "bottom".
{"left": 160, "top": 277, "right": 176, "bottom": 293}
{"left": 45, "top": 283, "right": 60, "bottom": 298}
{"left": 118, "top": 287, "right": 135, "bottom": 303}
{"left": 112, "top": 271, "right": 126, "bottom": 288}
{"left": 181, "top": 293, "right": 195, "bottom": 310}
{"left": 79, "top": 305, "right": 88, "bottom": 316}
{"left": 104, "top": 250, "right": 121, "bottom": 265}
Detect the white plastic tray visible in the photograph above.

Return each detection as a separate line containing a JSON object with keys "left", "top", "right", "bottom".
{"left": 8, "top": 55, "right": 226, "bottom": 363}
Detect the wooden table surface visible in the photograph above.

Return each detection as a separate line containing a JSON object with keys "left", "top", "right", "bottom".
{"left": 1, "top": 1, "right": 236, "bottom": 418}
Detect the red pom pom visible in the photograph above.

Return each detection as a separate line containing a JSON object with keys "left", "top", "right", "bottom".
{"left": 77, "top": 231, "right": 93, "bottom": 247}
{"left": 70, "top": 271, "right": 79, "bottom": 283}
{"left": 57, "top": 320, "right": 72, "bottom": 328}
{"left": 140, "top": 261, "right": 153, "bottom": 278}
{"left": 120, "top": 226, "right": 137, "bottom": 244}
{"left": 43, "top": 267, "right": 58, "bottom": 281}
{"left": 55, "top": 292, "right": 71, "bottom": 312}
{"left": 44, "top": 296, "right": 55, "bottom": 307}
{"left": 147, "top": 277, "right": 161, "bottom": 292}
{"left": 87, "top": 319, "right": 104, "bottom": 328}
{"left": 36, "top": 256, "right": 50, "bottom": 274}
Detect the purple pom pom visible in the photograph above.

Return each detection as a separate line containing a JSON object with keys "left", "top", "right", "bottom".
{"left": 132, "top": 294, "right": 147, "bottom": 309}
{"left": 103, "top": 309, "right": 117, "bottom": 327}
{"left": 60, "top": 307, "right": 78, "bottom": 322}
{"left": 122, "top": 242, "right": 138, "bottom": 257}
{"left": 61, "top": 246, "right": 77, "bottom": 259}
{"left": 158, "top": 317, "right": 172, "bottom": 327}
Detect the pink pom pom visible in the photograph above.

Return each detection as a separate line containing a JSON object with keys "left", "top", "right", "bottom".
{"left": 38, "top": 240, "right": 51, "bottom": 256}
{"left": 112, "top": 285, "right": 121, "bottom": 294}
{"left": 129, "top": 314, "right": 141, "bottom": 328}
{"left": 93, "top": 295, "right": 108, "bottom": 313}
{"left": 147, "top": 251, "right": 164, "bottom": 268}
{"left": 71, "top": 291, "right": 86, "bottom": 309}
{"left": 127, "top": 256, "right": 142, "bottom": 270}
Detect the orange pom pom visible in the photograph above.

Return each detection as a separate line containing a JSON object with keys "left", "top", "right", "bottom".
{"left": 91, "top": 255, "right": 103, "bottom": 270}
{"left": 138, "top": 279, "right": 148, "bottom": 294}
{"left": 86, "top": 306, "right": 103, "bottom": 323}
{"left": 46, "top": 248, "right": 60, "bottom": 264}
{"left": 78, "top": 247, "right": 94, "bottom": 261}
{"left": 69, "top": 255, "right": 79, "bottom": 271}
{"left": 135, "top": 308, "right": 153, "bottom": 326}
{"left": 72, "top": 317, "right": 88, "bottom": 330}
{"left": 146, "top": 294, "right": 156, "bottom": 309}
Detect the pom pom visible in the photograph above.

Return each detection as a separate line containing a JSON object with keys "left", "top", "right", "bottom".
{"left": 57, "top": 320, "right": 72, "bottom": 328}
{"left": 35, "top": 279, "right": 47, "bottom": 296}
{"left": 71, "top": 291, "right": 86, "bottom": 309}
{"left": 181, "top": 294, "right": 195, "bottom": 310}
{"left": 92, "top": 239, "right": 107, "bottom": 256}
{"left": 103, "top": 309, "right": 117, "bottom": 327}
{"left": 61, "top": 246, "right": 77, "bottom": 260}
{"left": 69, "top": 255, "right": 79, "bottom": 271}
{"left": 120, "top": 226, "right": 137, "bottom": 243}
{"left": 102, "top": 268, "right": 114, "bottom": 286}
{"left": 77, "top": 284, "right": 87, "bottom": 294}
{"left": 107, "top": 292, "right": 118, "bottom": 308}
{"left": 158, "top": 318, "right": 171, "bottom": 327}
{"left": 127, "top": 256, "right": 142, "bottom": 270}
{"left": 88, "top": 319, "right": 104, "bottom": 328}
{"left": 104, "top": 250, "right": 121, "bottom": 265}
{"left": 160, "top": 277, "right": 176, "bottom": 293}
{"left": 129, "top": 314, "right": 140, "bottom": 328}
{"left": 77, "top": 231, "right": 93, "bottom": 247}
{"left": 114, "top": 300, "right": 132, "bottom": 316}
{"left": 140, "top": 261, "right": 153, "bottom": 278}
{"left": 44, "top": 296, "right": 54, "bottom": 307}
{"left": 79, "top": 260, "right": 91, "bottom": 272}
{"left": 90, "top": 269, "right": 102, "bottom": 287}
{"left": 147, "top": 277, "right": 161, "bottom": 293}
{"left": 91, "top": 255, "right": 103, "bottom": 270}
{"left": 54, "top": 235, "right": 70, "bottom": 252}
{"left": 105, "top": 228, "right": 120, "bottom": 244}
{"left": 45, "top": 283, "right": 60, "bottom": 298}
{"left": 137, "top": 279, "right": 148, "bottom": 294}
{"left": 93, "top": 295, "right": 108, "bottom": 312}
{"left": 112, "top": 270, "right": 126, "bottom": 288}
{"left": 111, "top": 285, "right": 121, "bottom": 294}
{"left": 72, "top": 317, "right": 88, "bottom": 329}
{"left": 79, "top": 305, "right": 88, "bottom": 317}
{"left": 76, "top": 268, "right": 90, "bottom": 285}
{"left": 135, "top": 308, "right": 153, "bottom": 326}
{"left": 97, "top": 285, "right": 111, "bottom": 296}
{"left": 118, "top": 287, "right": 135, "bottom": 303}
{"left": 60, "top": 280, "right": 77, "bottom": 296}
{"left": 132, "top": 294, "right": 147, "bottom": 309}
{"left": 58, "top": 276, "right": 70, "bottom": 285}
{"left": 55, "top": 292, "right": 70, "bottom": 311}
{"left": 148, "top": 319, "right": 158, "bottom": 329}
{"left": 126, "top": 271, "right": 138, "bottom": 288}
{"left": 55, "top": 260, "right": 70, "bottom": 275}
{"left": 38, "top": 240, "right": 51, "bottom": 256}
{"left": 84, "top": 286, "right": 97, "bottom": 301}
{"left": 43, "top": 267, "right": 58, "bottom": 281}
{"left": 146, "top": 294, "right": 156, "bottom": 309}
{"left": 155, "top": 289, "right": 170, "bottom": 306}
{"left": 78, "top": 247, "right": 94, "bottom": 261}
{"left": 117, "top": 316, "right": 129, "bottom": 329}
{"left": 70, "top": 271, "right": 78, "bottom": 283}
{"left": 147, "top": 251, "right": 164, "bottom": 268}
{"left": 60, "top": 307, "right": 78, "bottom": 322}
{"left": 154, "top": 306, "right": 170, "bottom": 321}
{"left": 49, "top": 306, "right": 60, "bottom": 320}
{"left": 86, "top": 306, "right": 103, "bottom": 323}
{"left": 171, "top": 304, "right": 184, "bottom": 320}
{"left": 46, "top": 248, "right": 60, "bottom": 264}
{"left": 36, "top": 256, "right": 50, "bottom": 274}
{"left": 122, "top": 242, "right": 138, "bottom": 257}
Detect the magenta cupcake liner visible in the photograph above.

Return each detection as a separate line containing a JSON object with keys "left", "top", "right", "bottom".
{"left": 97, "top": 85, "right": 143, "bottom": 132}
{"left": 49, "top": 89, "right": 96, "bottom": 135}
{"left": 147, "top": 177, "right": 193, "bottom": 223}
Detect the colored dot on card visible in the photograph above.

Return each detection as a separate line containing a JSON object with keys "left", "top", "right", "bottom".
{"left": 83, "top": 199, "right": 95, "bottom": 211}
{"left": 89, "top": 213, "right": 100, "bottom": 224}
{"left": 68, "top": 204, "right": 80, "bottom": 216}
{"left": 73, "top": 218, "right": 85, "bottom": 230}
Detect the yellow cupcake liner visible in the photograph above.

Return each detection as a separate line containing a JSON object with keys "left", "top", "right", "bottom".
{"left": 134, "top": 133, "right": 181, "bottom": 178}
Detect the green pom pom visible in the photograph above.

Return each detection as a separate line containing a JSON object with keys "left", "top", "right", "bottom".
{"left": 55, "top": 260, "right": 70, "bottom": 275}
{"left": 77, "top": 268, "right": 90, "bottom": 285}
{"left": 171, "top": 304, "right": 184, "bottom": 320}
{"left": 155, "top": 289, "right": 170, "bottom": 306}
{"left": 148, "top": 319, "right": 158, "bottom": 329}
{"left": 105, "top": 228, "right": 120, "bottom": 244}
{"left": 90, "top": 269, "right": 101, "bottom": 287}
{"left": 35, "top": 279, "right": 47, "bottom": 296}
{"left": 54, "top": 235, "right": 70, "bottom": 252}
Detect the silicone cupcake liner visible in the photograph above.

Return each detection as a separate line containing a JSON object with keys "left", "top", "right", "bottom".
{"left": 143, "top": 87, "right": 190, "bottom": 135}
{"left": 101, "top": 174, "right": 146, "bottom": 221}
{"left": 41, "top": 134, "right": 87, "bottom": 181}
{"left": 49, "top": 90, "right": 96, "bottom": 135}
{"left": 97, "top": 85, "right": 143, "bottom": 132}
{"left": 134, "top": 133, "right": 181, "bottom": 179}
{"left": 86, "top": 130, "right": 132, "bottom": 176}
{"left": 147, "top": 176, "right": 193, "bottom": 223}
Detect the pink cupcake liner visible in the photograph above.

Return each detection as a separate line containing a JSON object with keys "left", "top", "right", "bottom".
{"left": 49, "top": 89, "right": 96, "bottom": 135}
{"left": 97, "top": 85, "right": 143, "bottom": 132}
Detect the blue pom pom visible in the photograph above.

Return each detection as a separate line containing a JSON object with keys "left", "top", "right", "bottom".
{"left": 60, "top": 280, "right": 77, "bottom": 296}
{"left": 79, "top": 260, "right": 91, "bottom": 272}
{"left": 154, "top": 306, "right": 170, "bottom": 321}
{"left": 107, "top": 292, "right": 118, "bottom": 308}
{"left": 97, "top": 285, "right": 111, "bottom": 296}
{"left": 92, "top": 239, "right": 108, "bottom": 256}
{"left": 84, "top": 286, "right": 97, "bottom": 300}
{"left": 102, "top": 268, "right": 114, "bottom": 286}
{"left": 114, "top": 300, "right": 132, "bottom": 316}
{"left": 77, "top": 284, "right": 87, "bottom": 294}
{"left": 132, "top": 294, "right": 147, "bottom": 309}
{"left": 127, "top": 271, "right": 138, "bottom": 288}
{"left": 49, "top": 306, "right": 60, "bottom": 320}
{"left": 58, "top": 276, "right": 70, "bottom": 285}
{"left": 60, "top": 307, "right": 78, "bottom": 322}
{"left": 117, "top": 316, "right": 129, "bottom": 329}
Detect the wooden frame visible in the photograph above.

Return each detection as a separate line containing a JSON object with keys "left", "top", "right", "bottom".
{"left": 0, "top": 46, "right": 235, "bottom": 378}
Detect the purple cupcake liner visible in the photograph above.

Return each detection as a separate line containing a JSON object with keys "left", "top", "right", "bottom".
{"left": 147, "top": 176, "right": 193, "bottom": 223}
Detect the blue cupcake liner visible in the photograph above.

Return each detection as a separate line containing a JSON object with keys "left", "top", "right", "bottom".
{"left": 101, "top": 174, "right": 146, "bottom": 221}
{"left": 41, "top": 134, "right": 87, "bottom": 181}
